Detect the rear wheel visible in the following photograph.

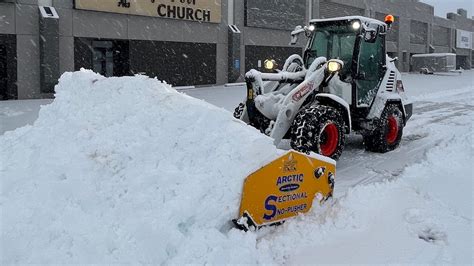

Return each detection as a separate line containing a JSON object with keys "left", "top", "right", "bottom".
{"left": 290, "top": 105, "right": 345, "bottom": 160}
{"left": 363, "top": 104, "right": 404, "bottom": 152}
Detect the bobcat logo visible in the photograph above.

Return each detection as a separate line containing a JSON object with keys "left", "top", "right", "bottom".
{"left": 292, "top": 82, "right": 314, "bottom": 102}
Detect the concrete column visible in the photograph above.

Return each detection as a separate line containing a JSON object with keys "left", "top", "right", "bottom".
{"left": 216, "top": 0, "right": 229, "bottom": 84}
{"left": 398, "top": 17, "right": 411, "bottom": 72}
{"left": 56, "top": 6, "right": 74, "bottom": 74}
{"left": 39, "top": 7, "right": 60, "bottom": 93}
{"left": 312, "top": 0, "right": 320, "bottom": 19}
{"left": 58, "top": 37, "right": 74, "bottom": 74}
{"left": 228, "top": 25, "right": 241, "bottom": 83}
{"left": 16, "top": 3, "right": 41, "bottom": 99}
{"left": 308, "top": 0, "right": 312, "bottom": 20}
{"left": 216, "top": 42, "right": 228, "bottom": 84}
{"left": 234, "top": 0, "right": 246, "bottom": 80}
{"left": 228, "top": 0, "right": 234, "bottom": 25}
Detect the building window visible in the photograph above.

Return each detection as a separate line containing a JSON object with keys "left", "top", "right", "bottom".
{"left": 433, "top": 25, "right": 450, "bottom": 47}
{"left": 319, "top": 2, "right": 364, "bottom": 19}
{"left": 0, "top": 34, "right": 17, "bottom": 100}
{"left": 410, "top": 20, "right": 428, "bottom": 45}
{"left": 74, "top": 38, "right": 130, "bottom": 78}
{"left": 244, "top": 0, "right": 305, "bottom": 30}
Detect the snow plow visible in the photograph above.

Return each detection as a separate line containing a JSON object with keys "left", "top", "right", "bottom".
{"left": 234, "top": 15, "right": 413, "bottom": 160}
{"left": 234, "top": 150, "right": 335, "bottom": 231}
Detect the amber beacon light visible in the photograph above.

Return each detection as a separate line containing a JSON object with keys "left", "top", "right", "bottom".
{"left": 385, "top": 14, "right": 395, "bottom": 25}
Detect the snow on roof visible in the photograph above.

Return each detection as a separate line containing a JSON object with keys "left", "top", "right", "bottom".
{"left": 412, "top": 53, "right": 456, "bottom": 57}
{"left": 310, "top": 16, "right": 386, "bottom": 27}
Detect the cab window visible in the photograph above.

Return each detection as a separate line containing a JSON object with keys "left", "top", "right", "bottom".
{"left": 307, "top": 23, "right": 357, "bottom": 80}
{"left": 356, "top": 34, "right": 385, "bottom": 106}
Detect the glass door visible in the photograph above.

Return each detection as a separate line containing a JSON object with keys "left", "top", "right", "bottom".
{"left": 92, "top": 41, "right": 114, "bottom": 77}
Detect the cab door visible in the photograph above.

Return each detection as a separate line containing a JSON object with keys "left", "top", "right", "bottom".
{"left": 354, "top": 34, "right": 386, "bottom": 107}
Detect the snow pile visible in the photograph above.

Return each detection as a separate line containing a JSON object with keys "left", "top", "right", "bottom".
{"left": 0, "top": 70, "right": 280, "bottom": 264}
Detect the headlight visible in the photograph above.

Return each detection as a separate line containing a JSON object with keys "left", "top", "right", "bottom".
{"left": 327, "top": 61, "right": 342, "bottom": 72}
{"left": 352, "top": 21, "right": 361, "bottom": 30}
{"left": 264, "top": 59, "right": 277, "bottom": 70}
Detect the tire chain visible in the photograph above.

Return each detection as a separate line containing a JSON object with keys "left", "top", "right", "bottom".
{"left": 290, "top": 105, "right": 345, "bottom": 159}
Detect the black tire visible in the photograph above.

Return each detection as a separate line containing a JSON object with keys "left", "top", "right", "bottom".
{"left": 290, "top": 105, "right": 346, "bottom": 160}
{"left": 233, "top": 102, "right": 245, "bottom": 119}
{"left": 363, "top": 104, "right": 404, "bottom": 153}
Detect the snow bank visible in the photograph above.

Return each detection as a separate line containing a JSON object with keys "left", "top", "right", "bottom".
{"left": 0, "top": 70, "right": 280, "bottom": 264}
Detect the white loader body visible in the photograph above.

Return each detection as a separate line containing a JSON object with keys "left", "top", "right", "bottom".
{"left": 237, "top": 16, "right": 412, "bottom": 159}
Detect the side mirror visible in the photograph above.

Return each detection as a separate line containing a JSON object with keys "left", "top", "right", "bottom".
{"left": 290, "top": 25, "right": 315, "bottom": 45}
{"left": 390, "top": 57, "right": 399, "bottom": 62}
{"left": 290, "top": 25, "right": 304, "bottom": 45}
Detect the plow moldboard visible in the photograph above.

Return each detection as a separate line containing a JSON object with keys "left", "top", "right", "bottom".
{"left": 237, "top": 151, "right": 335, "bottom": 227}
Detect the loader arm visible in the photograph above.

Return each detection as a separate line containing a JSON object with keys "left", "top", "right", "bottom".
{"left": 244, "top": 57, "right": 330, "bottom": 145}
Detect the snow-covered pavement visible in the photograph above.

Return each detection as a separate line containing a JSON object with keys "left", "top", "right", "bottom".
{"left": 0, "top": 99, "right": 52, "bottom": 134}
{"left": 0, "top": 70, "right": 472, "bottom": 264}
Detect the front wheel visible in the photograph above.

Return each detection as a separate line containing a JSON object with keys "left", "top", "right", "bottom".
{"left": 290, "top": 105, "right": 346, "bottom": 160}
{"left": 363, "top": 104, "right": 404, "bottom": 153}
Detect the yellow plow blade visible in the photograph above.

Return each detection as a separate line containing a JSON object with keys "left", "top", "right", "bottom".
{"left": 234, "top": 151, "right": 335, "bottom": 230}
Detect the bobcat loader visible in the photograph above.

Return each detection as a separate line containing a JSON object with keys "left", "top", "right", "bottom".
{"left": 234, "top": 15, "right": 413, "bottom": 160}
{"left": 233, "top": 15, "right": 412, "bottom": 230}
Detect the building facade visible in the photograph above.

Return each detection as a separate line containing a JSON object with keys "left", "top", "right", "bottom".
{"left": 0, "top": 0, "right": 473, "bottom": 100}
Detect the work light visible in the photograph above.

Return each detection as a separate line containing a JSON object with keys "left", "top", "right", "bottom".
{"left": 352, "top": 21, "right": 361, "bottom": 30}
{"left": 327, "top": 60, "right": 342, "bottom": 72}
{"left": 264, "top": 59, "right": 277, "bottom": 70}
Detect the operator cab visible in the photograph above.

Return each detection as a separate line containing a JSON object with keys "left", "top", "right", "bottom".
{"left": 305, "top": 17, "right": 388, "bottom": 113}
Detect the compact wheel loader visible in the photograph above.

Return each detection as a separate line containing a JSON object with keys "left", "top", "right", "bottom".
{"left": 233, "top": 15, "right": 413, "bottom": 230}
{"left": 234, "top": 15, "right": 413, "bottom": 160}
